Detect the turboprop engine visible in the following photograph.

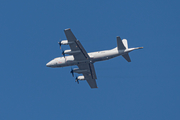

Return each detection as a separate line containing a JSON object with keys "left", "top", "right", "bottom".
{"left": 64, "top": 49, "right": 80, "bottom": 55}
{"left": 58, "top": 40, "right": 74, "bottom": 49}
{"left": 60, "top": 40, "right": 68, "bottom": 45}
{"left": 70, "top": 68, "right": 89, "bottom": 77}
{"left": 73, "top": 68, "right": 89, "bottom": 73}
{"left": 75, "top": 76, "right": 85, "bottom": 84}
{"left": 77, "top": 76, "right": 85, "bottom": 80}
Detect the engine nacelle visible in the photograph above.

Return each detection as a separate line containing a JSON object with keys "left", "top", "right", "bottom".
{"left": 77, "top": 76, "right": 85, "bottom": 80}
{"left": 60, "top": 40, "right": 74, "bottom": 45}
{"left": 60, "top": 40, "right": 68, "bottom": 45}
{"left": 73, "top": 68, "right": 89, "bottom": 73}
{"left": 64, "top": 49, "right": 80, "bottom": 55}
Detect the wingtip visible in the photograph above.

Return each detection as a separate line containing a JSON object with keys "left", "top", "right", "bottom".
{"left": 91, "top": 87, "right": 98, "bottom": 89}
{"left": 64, "top": 28, "right": 71, "bottom": 31}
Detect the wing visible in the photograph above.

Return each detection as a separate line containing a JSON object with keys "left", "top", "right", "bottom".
{"left": 64, "top": 28, "right": 97, "bottom": 88}
{"left": 64, "top": 28, "right": 90, "bottom": 61}
{"left": 77, "top": 63, "right": 98, "bottom": 88}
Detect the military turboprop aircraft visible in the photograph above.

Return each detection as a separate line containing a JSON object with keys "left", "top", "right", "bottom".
{"left": 46, "top": 28, "right": 143, "bottom": 88}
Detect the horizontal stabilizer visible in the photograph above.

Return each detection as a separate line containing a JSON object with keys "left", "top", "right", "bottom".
{"left": 122, "top": 54, "right": 131, "bottom": 62}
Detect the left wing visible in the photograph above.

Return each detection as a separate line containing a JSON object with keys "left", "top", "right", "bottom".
{"left": 64, "top": 28, "right": 98, "bottom": 88}
{"left": 77, "top": 63, "right": 98, "bottom": 88}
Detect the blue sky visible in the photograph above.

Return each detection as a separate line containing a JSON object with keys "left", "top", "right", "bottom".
{"left": 0, "top": 0, "right": 180, "bottom": 120}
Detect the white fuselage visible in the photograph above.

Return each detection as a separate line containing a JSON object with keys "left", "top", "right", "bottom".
{"left": 46, "top": 47, "right": 136, "bottom": 68}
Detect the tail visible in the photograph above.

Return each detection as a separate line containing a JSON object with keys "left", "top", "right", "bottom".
{"left": 117, "top": 36, "right": 131, "bottom": 62}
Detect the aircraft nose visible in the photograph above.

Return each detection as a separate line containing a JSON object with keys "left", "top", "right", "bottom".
{"left": 46, "top": 62, "right": 51, "bottom": 67}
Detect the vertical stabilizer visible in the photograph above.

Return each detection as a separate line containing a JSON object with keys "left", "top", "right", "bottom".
{"left": 122, "top": 39, "right": 128, "bottom": 49}
{"left": 117, "top": 36, "right": 126, "bottom": 50}
{"left": 117, "top": 36, "right": 131, "bottom": 62}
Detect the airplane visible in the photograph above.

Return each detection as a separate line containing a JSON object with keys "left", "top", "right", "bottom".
{"left": 46, "top": 28, "right": 143, "bottom": 88}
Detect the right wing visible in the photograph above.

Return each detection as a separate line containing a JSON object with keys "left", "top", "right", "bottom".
{"left": 64, "top": 28, "right": 90, "bottom": 61}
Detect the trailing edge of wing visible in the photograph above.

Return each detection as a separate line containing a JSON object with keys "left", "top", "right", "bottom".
{"left": 86, "top": 78, "right": 98, "bottom": 88}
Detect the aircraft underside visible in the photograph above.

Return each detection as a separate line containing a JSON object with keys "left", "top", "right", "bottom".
{"left": 46, "top": 28, "right": 143, "bottom": 88}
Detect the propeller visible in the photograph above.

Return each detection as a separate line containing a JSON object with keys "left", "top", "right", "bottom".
{"left": 58, "top": 39, "right": 62, "bottom": 49}
{"left": 70, "top": 67, "right": 74, "bottom": 77}
{"left": 75, "top": 76, "right": 79, "bottom": 84}
{"left": 62, "top": 48, "right": 65, "bottom": 58}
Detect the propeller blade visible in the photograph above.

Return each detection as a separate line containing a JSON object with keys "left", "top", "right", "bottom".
{"left": 58, "top": 39, "right": 61, "bottom": 49}
{"left": 70, "top": 67, "right": 74, "bottom": 77}
{"left": 62, "top": 49, "right": 65, "bottom": 58}
{"left": 75, "top": 76, "right": 79, "bottom": 84}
